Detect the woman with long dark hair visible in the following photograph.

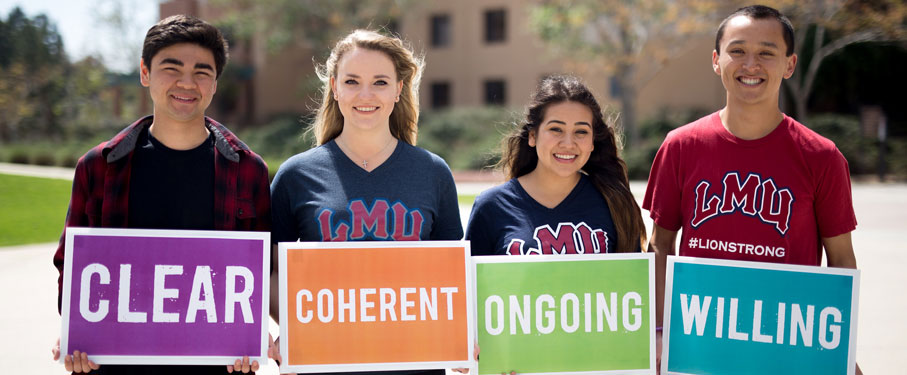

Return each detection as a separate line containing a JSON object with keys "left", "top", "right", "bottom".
{"left": 466, "top": 75, "right": 645, "bottom": 255}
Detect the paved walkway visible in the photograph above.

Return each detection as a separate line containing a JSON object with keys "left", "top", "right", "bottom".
{"left": 2, "top": 164, "right": 905, "bottom": 373}
{"left": 0, "top": 162, "right": 74, "bottom": 180}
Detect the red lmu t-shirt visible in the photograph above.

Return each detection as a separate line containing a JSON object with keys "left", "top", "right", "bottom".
{"left": 643, "top": 112, "right": 857, "bottom": 266}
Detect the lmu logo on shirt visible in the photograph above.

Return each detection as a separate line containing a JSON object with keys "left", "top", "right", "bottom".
{"left": 691, "top": 172, "right": 794, "bottom": 236}
{"left": 506, "top": 222, "right": 609, "bottom": 255}
{"left": 318, "top": 199, "right": 424, "bottom": 241}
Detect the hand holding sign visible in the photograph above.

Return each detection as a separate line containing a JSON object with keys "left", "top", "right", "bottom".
{"left": 226, "top": 356, "right": 258, "bottom": 373}
{"left": 53, "top": 339, "right": 99, "bottom": 374}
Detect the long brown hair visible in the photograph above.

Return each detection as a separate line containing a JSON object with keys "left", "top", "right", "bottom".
{"left": 313, "top": 29, "right": 424, "bottom": 145}
{"left": 499, "top": 75, "right": 646, "bottom": 252}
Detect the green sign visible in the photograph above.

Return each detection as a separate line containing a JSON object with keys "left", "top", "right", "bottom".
{"left": 474, "top": 254, "right": 655, "bottom": 374}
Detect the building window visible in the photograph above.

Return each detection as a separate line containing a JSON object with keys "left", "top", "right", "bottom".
{"left": 431, "top": 81, "right": 451, "bottom": 109}
{"left": 484, "top": 9, "right": 506, "bottom": 43}
{"left": 484, "top": 79, "right": 506, "bottom": 106}
{"left": 430, "top": 14, "right": 451, "bottom": 47}
{"left": 610, "top": 76, "right": 622, "bottom": 98}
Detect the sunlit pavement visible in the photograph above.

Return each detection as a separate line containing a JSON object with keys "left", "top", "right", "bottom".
{"left": 2, "top": 164, "right": 904, "bottom": 373}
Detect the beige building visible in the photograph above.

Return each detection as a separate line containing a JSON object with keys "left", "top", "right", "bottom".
{"left": 160, "top": 0, "right": 726, "bottom": 124}
{"left": 400, "top": 0, "right": 726, "bottom": 117}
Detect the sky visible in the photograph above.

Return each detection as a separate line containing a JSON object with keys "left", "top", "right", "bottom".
{"left": 0, "top": 0, "right": 159, "bottom": 73}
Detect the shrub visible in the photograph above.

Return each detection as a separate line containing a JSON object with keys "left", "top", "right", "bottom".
{"left": 31, "top": 152, "right": 56, "bottom": 166}
{"left": 59, "top": 154, "right": 79, "bottom": 168}
{"left": 623, "top": 108, "right": 711, "bottom": 180}
{"left": 9, "top": 151, "right": 30, "bottom": 164}
{"left": 806, "top": 114, "right": 890, "bottom": 177}
{"left": 238, "top": 114, "right": 313, "bottom": 163}
{"left": 418, "top": 107, "right": 516, "bottom": 171}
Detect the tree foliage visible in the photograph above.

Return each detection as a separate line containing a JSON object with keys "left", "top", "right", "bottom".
{"left": 0, "top": 7, "right": 68, "bottom": 141}
{"left": 756, "top": 0, "right": 907, "bottom": 120}
{"left": 528, "top": 0, "right": 722, "bottom": 144}
{"left": 0, "top": 7, "right": 126, "bottom": 144}
{"left": 213, "top": 0, "right": 407, "bottom": 59}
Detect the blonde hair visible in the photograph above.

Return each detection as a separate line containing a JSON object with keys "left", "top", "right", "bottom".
{"left": 313, "top": 29, "right": 424, "bottom": 145}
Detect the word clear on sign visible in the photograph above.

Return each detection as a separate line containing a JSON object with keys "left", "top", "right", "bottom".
{"left": 78, "top": 264, "right": 255, "bottom": 324}
{"left": 279, "top": 241, "right": 474, "bottom": 374}
{"left": 60, "top": 228, "right": 270, "bottom": 365}
{"left": 662, "top": 256, "right": 859, "bottom": 375}
{"left": 474, "top": 253, "right": 655, "bottom": 375}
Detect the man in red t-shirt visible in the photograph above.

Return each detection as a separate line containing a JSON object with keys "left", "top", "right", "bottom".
{"left": 642, "top": 5, "right": 861, "bottom": 373}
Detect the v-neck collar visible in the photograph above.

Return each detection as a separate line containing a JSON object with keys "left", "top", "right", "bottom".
{"left": 512, "top": 174, "right": 588, "bottom": 211}
{"left": 327, "top": 139, "right": 404, "bottom": 178}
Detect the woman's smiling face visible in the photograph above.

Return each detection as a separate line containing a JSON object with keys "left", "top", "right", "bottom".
{"left": 331, "top": 47, "right": 403, "bottom": 133}
{"left": 529, "top": 101, "right": 595, "bottom": 179}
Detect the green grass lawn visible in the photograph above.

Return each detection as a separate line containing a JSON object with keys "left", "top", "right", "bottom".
{"left": 458, "top": 194, "right": 476, "bottom": 206}
{"left": 0, "top": 173, "right": 71, "bottom": 247}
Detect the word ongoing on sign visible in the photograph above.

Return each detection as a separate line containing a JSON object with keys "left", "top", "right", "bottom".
{"left": 483, "top": 292, "right": 644, "bottom": 335}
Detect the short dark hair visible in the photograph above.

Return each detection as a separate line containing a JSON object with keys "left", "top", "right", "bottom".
{"left": 142, "top": 15, "right": 229, "bottom": 78}
{"left": 715, "top": 5, "right": 795, "bottom": 57}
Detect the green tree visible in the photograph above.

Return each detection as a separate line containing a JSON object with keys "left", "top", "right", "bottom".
{"left": 91, "top": 0, "right": 149, "bottom": 73}
{"left": 213, "top": 0, "right": 406, "bottom": 59}
{"left": 0, "top": 7, "right": 69, "bottom": 141}
{"left": 209, "top": 0, "right": 408, "bottom": 112}
{"left": 528, "top": 0, "right": 722, "bottom": 145}
{"left": 758, "top": 0, "right": 907, "bottom": 121}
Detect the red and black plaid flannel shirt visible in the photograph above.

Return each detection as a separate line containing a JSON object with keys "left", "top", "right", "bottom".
{"left": 53, "top": 115, "right": 271, "bottom": 311}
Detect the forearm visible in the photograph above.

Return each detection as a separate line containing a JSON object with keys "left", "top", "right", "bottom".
{"left": 648, "top": 225, "right": 677, "bottom": 326}
{"left": 270, "top": 272, "right": 280, "bottom": 322}
{"left": 270, "top": 244, "right": 280, "bottom": 322}
{"left": 824, "top": 232, "right": 857, "bottom": 269}
{"left": 654, "top": 246, "right": 667, "bottom": 326}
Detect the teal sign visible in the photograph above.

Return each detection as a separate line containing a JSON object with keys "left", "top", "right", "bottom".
{"left": 663, "top": 257, "right": 860, "bottom": 375}
{"left": 474, "top": 254, "right": 655, "bottom": 374}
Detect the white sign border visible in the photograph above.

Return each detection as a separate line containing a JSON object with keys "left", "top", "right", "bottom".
{"left": 278, "top": 240, "right": 475, "bottom": 374}
{"left": 661, "top": 255, "right": 860, "bottom": 375}
{"left": 60, "top": 227, "right": 271, "bottom": 365}
{"left": 472, "top": 252, "right": 656, "bottom": 375}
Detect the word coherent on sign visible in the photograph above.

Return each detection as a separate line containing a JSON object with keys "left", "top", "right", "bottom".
{"left": 662, "top": 256, "right": 860, "bottom": 375}
{"left": 278, "top": 241, "right": 474, "bottom": 374}
{"left": 474, "top": 253, "right": 655, "bottom": 375}
{"left": 60, "top": 227, "right": 270, "bottom": 365}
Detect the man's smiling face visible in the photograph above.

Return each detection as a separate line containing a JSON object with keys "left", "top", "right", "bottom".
{"left": 712, "top": 16, "right": 797, "bottom": 108}
{"left": 140, "top": 43, "right": 218, "bottom": 125}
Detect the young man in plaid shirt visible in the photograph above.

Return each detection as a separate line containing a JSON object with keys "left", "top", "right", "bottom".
{"left": 51, "top": 15, "right": 270, "bottom": 374}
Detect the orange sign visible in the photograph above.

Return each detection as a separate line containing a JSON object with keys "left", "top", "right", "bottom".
{"left": 278, "top": 241, "right": 474, "bottom": 373}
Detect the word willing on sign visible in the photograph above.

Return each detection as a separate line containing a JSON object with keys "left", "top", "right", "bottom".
{"left": 278, "top": 241, "right": 474, "bottom": 373}
{"left": 474, "top": 253, "right": 655, "bottom": 375}
{"left": 662, "top": 256, "right": 860, "bottom": 375}
{"left": 60, "top": 227, "right": 270, "bottom": 365}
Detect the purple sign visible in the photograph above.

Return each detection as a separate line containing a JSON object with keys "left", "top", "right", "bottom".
{"left": 60, "top": 227, "right": 270, "bottom": 365}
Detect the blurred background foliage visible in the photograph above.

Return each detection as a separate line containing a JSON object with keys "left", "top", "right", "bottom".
{"left": 1, "top": 1, "right": 905, "bottom": 181}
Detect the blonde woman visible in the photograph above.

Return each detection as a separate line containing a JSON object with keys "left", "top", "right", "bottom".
{"left": 269, "top": 30, "right": 462, "bottom": 375}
